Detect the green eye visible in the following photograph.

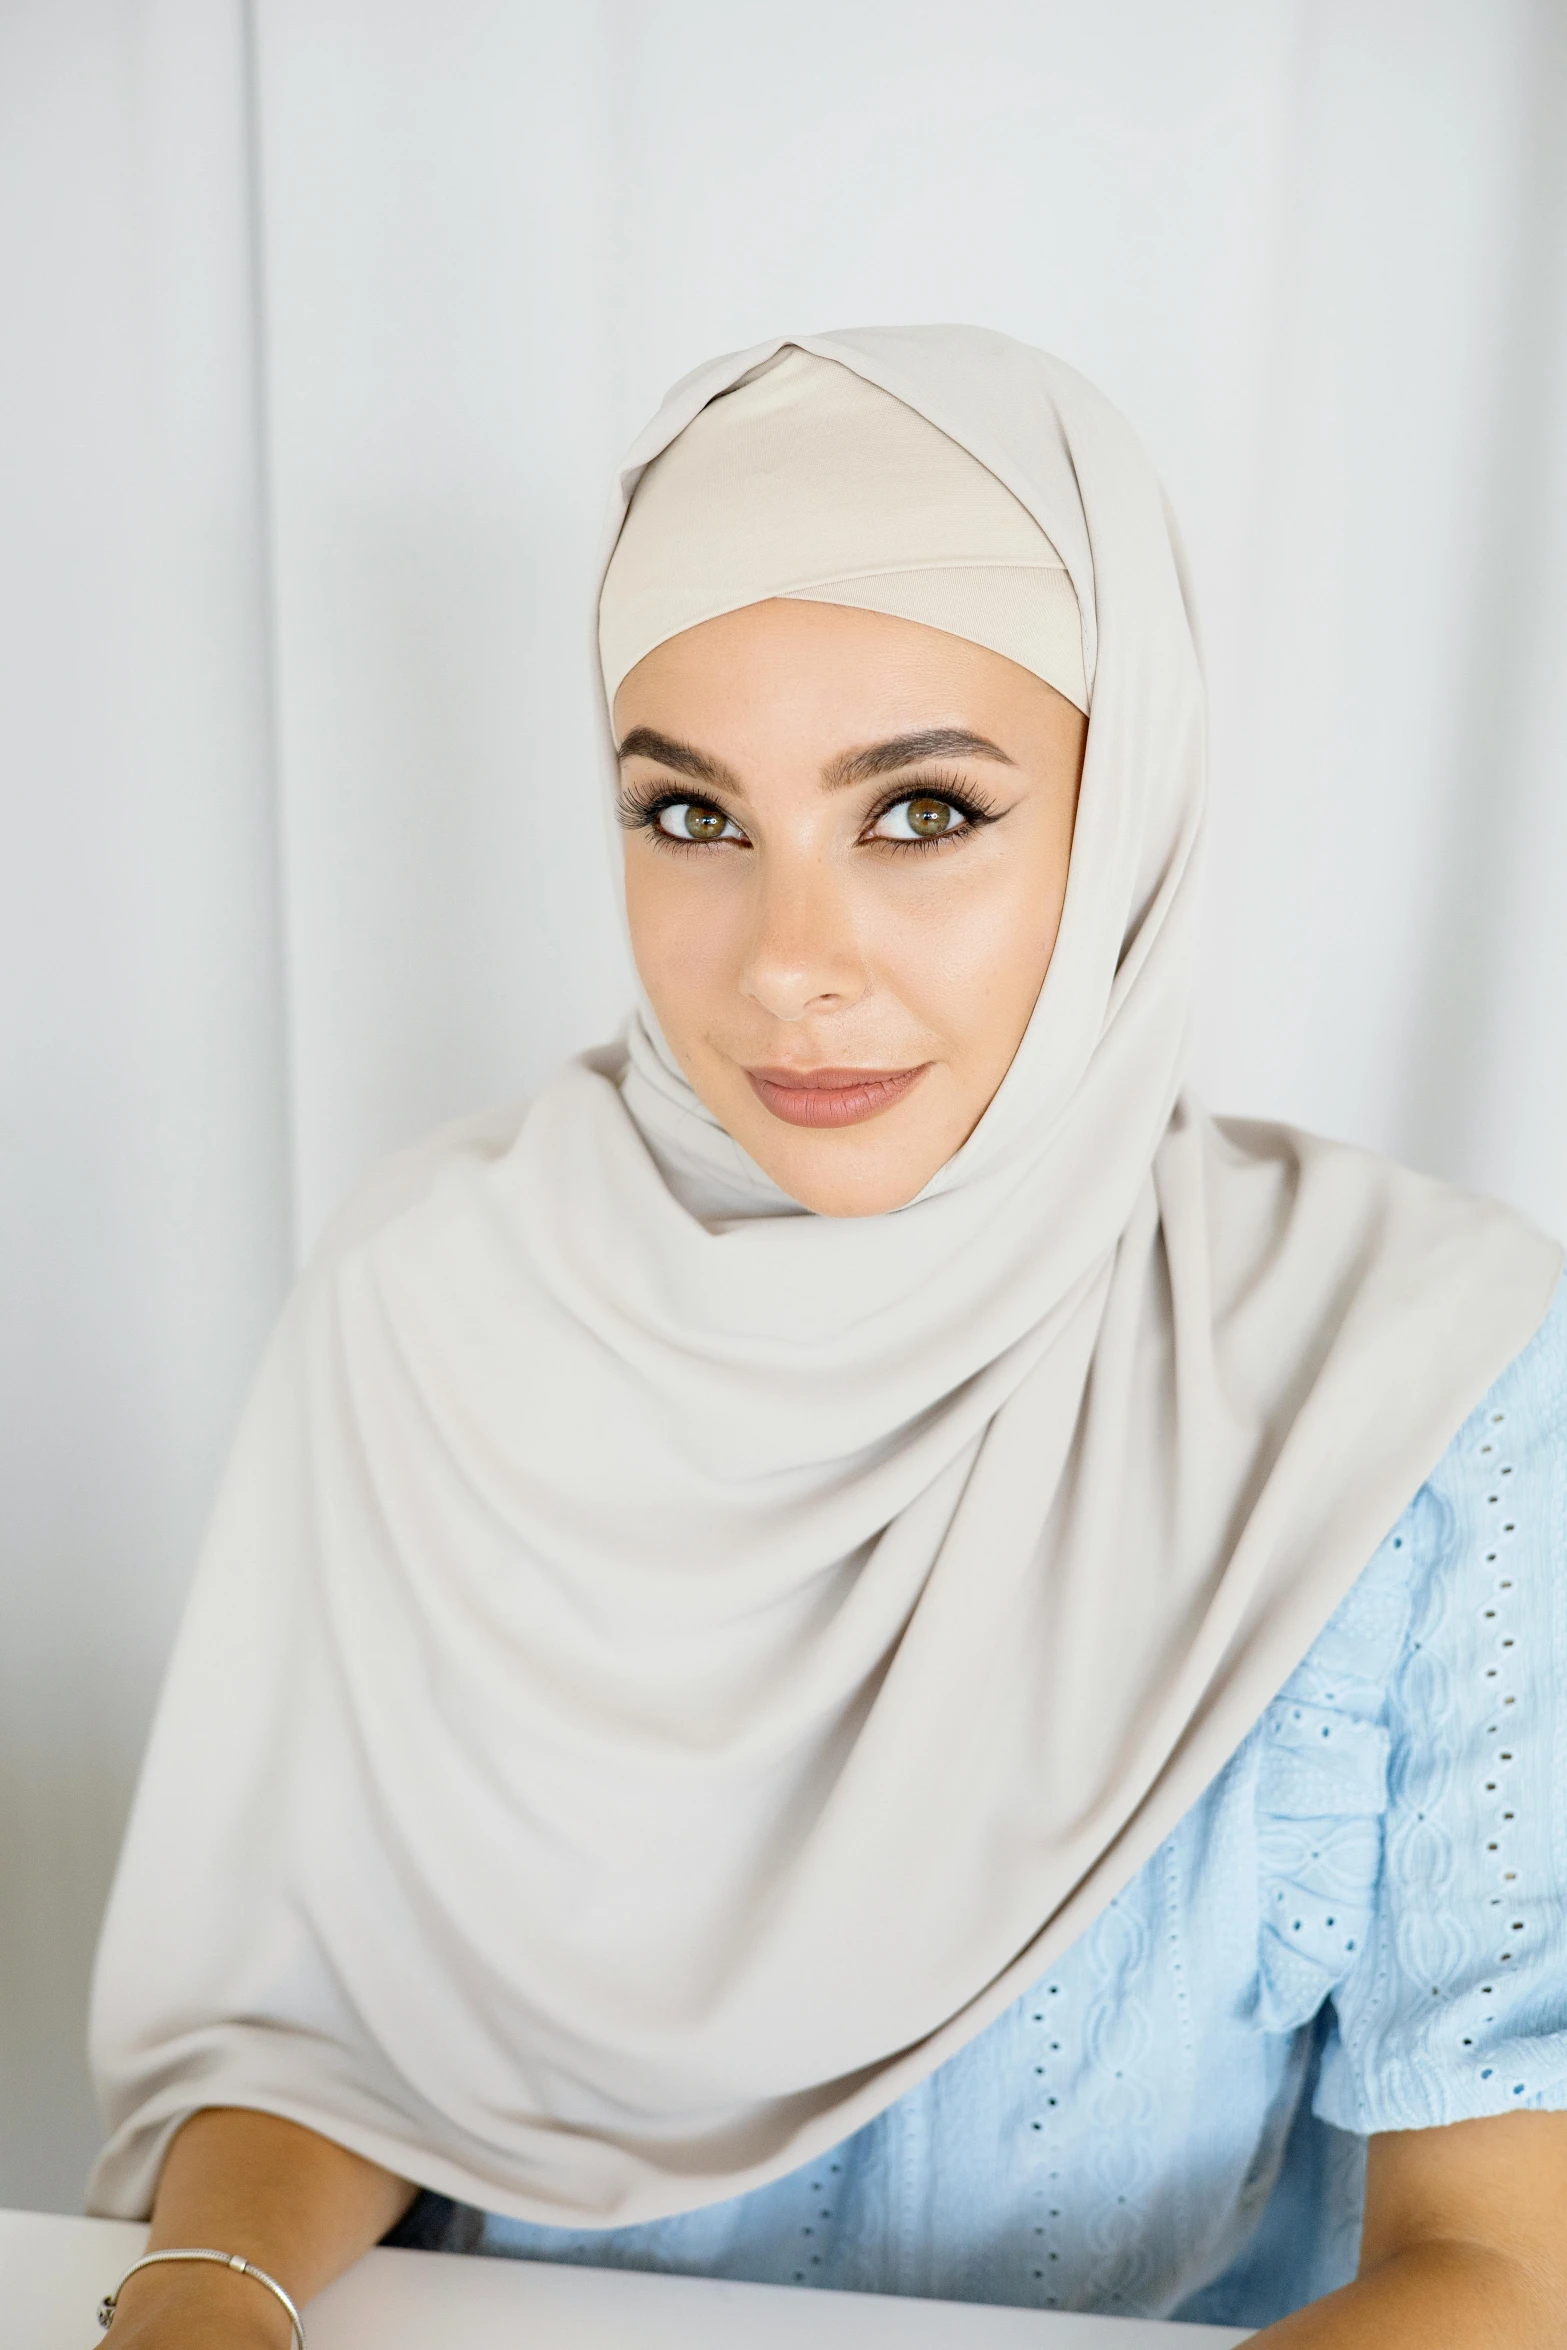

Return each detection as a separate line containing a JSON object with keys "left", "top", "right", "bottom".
{"left": 653, "top": 800, "right": 734, "bottom": 843}
{"left": 906, "top": 796, "right": 954, "bottom": 836}
{"left": 873, "top": 792, "right": 967, "bottom": 842}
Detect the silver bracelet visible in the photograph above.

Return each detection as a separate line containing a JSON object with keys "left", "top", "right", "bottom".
{"left": 98, "top": 2246, "right": 305, "bottom": 2346}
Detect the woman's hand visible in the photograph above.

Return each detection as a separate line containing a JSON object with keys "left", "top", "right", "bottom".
{"left": 1255, "top": 2109, "right": 1567, "bottom": 2345}
{"left": 98, "top": 2261, "right": 295, "bottom": 2350}
{"left": 99, "top": 2106, "right": 416, "bottom": 2347}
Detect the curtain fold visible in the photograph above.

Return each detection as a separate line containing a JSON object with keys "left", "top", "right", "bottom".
{"left": 0, "top": 0, "right": 290, "bottom": 2207}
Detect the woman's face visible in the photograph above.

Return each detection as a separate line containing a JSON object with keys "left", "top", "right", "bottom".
{"left": 615, "top": 598, "right": 1086, "bottom": 1216}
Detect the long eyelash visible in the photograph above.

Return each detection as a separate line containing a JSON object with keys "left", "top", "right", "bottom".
{"left": 615, "top": 785, "right": 733, "bottom": 834}
{"left": 864, "top": 767, "right": 1005, "bottom": 844}
{"left": 616, "top": 768, "right": 1004, "bottom": 845}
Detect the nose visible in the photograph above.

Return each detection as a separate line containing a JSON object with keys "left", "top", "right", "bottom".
{"left": 738, "top": 855, "right": 867, "bottom": 1023}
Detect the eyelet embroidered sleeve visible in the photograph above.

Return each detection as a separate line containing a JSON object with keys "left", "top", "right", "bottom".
{"left": 1252, "top": 1533, "right": 1412, "bottom": 2036}
{"left": 1314, "top": 1279, "right": 1567, "bottom": 2133}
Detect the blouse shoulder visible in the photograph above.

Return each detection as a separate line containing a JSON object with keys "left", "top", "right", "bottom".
{"left": 1311, "top": 1272, "right": 1567, "bottom": 2130}
{"left": 1252, "top": 1274, "right": 1567, "bottom": 2060}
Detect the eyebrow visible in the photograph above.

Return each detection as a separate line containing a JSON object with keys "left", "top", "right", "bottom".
{"left": 614, "top": 727, "right": 741, "bottom": 792}
{"left": 822, "top": 728, "right": 1016, "bottom": 789}
{"left": 615, "top": 723, "right": 1015, "bottom": 796}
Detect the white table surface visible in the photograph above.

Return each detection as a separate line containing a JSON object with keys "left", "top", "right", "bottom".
{"left": 4, "top": 2208, "right": 1250, "bottom": 2347}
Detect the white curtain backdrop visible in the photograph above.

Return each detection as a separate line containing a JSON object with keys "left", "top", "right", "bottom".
{"left": 3, "top": 0, "right": 1564, "bottom": 2212}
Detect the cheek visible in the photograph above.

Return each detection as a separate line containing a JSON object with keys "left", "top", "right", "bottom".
{"left": 862, "top": 847, "right": 1066, "bottom": 1065}
{"left": 623, "top": 853, "right": 745, "bottom": 1036}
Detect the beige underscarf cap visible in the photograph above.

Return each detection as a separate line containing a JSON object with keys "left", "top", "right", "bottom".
{"left": 599, "top": 346, "right": 1088, "bottom": 713}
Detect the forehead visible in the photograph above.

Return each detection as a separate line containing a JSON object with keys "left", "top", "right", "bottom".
{"left": 613, "top": 599, "right": 1059, "bottom": 753}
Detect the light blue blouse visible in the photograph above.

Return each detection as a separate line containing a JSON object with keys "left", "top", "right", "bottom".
{"left": 474, "top": 1280, "right": 1567, "bottom": 2333}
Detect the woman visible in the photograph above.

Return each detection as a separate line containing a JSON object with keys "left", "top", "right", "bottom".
{"left": 89, "top": 330, "right": 1567, "bottom": 2347}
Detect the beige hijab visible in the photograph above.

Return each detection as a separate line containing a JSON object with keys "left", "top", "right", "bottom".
{"left": 90, "top": 326, "right": 1560, "bottom": 2228}
{"left": 598, "top": 342, "right": 1089, "bottom": 711}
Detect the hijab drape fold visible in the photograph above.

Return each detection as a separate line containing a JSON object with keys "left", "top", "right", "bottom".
{"left": 89, "top": 326, "right": 1561, "bottom": 2227}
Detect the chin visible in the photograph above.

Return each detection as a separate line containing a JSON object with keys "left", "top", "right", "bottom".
{"left": 703, "top": 1071, "right": 955, "bottom": 1217}
{"left": 802, "top": 1186, "right": 927, "bottom": 1219}
{"left": 751, "top": 1140, "right": 936, "bottom": 1220}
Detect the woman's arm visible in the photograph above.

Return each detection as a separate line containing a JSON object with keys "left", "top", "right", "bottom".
{"left": 1256, "top": 2110, "right": 1567, "bottom": 2346}
{"left": 100, "top": 2108, "right": 416, "bottom": 2348}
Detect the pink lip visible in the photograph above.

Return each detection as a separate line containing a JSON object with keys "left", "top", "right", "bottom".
{"left": 745, "top": 1064, "right": 929, "bottom": 1129}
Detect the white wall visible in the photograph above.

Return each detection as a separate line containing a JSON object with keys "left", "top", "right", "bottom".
{"left": 4, "top": 0, "right": 1565, "bottom": 2210}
